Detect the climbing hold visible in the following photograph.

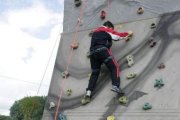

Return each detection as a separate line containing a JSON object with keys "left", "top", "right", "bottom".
{"left": 128, "top": 31, "right": 133, "bottom": 37}
{"left": 74, "top": 0, "right": 81, "bottom": 7}
{"left": 154, "top": 78, "right": 164, "bottom": 88}
{"left": 126, "top": 54, "right": 134, "bottom": 67}
{"left": 89, "top": 30, "right": 94, "bottom": 37}
{"left": 88, "top": 73, "right": 91, "bottom": 79}
{"left": 150, "top": 41, "right": 156, "bottom": 47}
{"left": 126, "top": 72, "right": 136, "bottom": 79}
{"left": 66, "top": 89, "right": 72, "bottom": 96}
{"left": 148, "top": 37, "right": 154, "bottom": 43}
{"left": 119, "top": 96, "right": 128, "bottom": 104}
{"left": 107, "top": 115, "right": 115, "bottom": 120}
{"left": 100, "top": 10, "right": 106, "bottom": 20}
{"left": 59, "top": 112, "right": 67, "bottom": 120}
{"left": 158, "top": 63, "right": 165, "bottom": 69}
{"left": 77, "top": 17, "right": 83, "bottom": 26}
{"left": 148, "top": 37, "right": 156, "bottom": 48}
{"left": 151, "top": 23, "right": 156, "bottom": 29}
{"left": 87, "top": 51, "right": 90, "bottom": 58}
{"left": 125, "top": 31, "right": 133, "bottom": 42}
{"left": 49, "top": 101, "right": 55, "bottom": 109}
{"left": 148, "top": 37, "right": 156, "bottom": 47}
{"left": 61, "top": 71, "right": 69, "bottom": 78}
{"left": 143, "top": 103, "right": 152, "bottom": 110}
{"left": 71, "top": 41, "right": 79, "bottom": 49}
{"left": 137, "top": 7, "right": 144, "bottom": 14}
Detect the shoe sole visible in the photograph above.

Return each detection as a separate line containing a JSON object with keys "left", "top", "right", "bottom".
{"left": 81, "top": 99, "right": 90, "bottom": 105}
{"left": 111, "top": 89, "right": 125, "bottom": 96}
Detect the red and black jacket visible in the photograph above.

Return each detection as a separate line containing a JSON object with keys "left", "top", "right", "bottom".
{"left": 90, "top": 26, "right": 129, "bottom": 50}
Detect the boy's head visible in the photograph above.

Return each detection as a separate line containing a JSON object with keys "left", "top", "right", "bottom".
{"left": 103, "top": 21, "right": 114, "bottom": 30}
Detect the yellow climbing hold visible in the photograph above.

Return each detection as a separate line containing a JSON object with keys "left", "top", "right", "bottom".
{"left": 88, "top": 73, "right": 91, "bottom": 79}
{"left": 119, "top": 96, "right": 128, "bottom": 104}
{"left": 107, "top": 115, "right": 115, "bottom": 120}
{"left": 66, "top": 89, "right": 72, "bottom": 96}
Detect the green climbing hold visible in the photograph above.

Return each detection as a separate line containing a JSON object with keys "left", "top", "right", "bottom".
{"left": 154, "top": 78, "right": 164, "bottom": 88}
{"left": 126, "top": 72, "right": 136, "bottom": 79}
{"left": 61, "top": 71, "right": 69, "bottom": 78}
{"left": 118, "top": 96, "right": 128, "bottom": 104}
{"left": 143, "top": 103, "right": 152, "bottom": 110}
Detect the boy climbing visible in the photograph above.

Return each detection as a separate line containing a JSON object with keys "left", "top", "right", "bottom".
{"left": 81, "top": 21, "right": 133, "bottom": 105}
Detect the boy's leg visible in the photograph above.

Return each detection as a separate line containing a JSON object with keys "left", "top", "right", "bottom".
{"left": 104, "top": 50, "right": 120, "bottom": 87}
{"left": 103, "top": 49, "right": 123, "bottom": 93}
{"left": 82, "top": 54, "right": 101, "bottom": 105}
{"left": 86, "top": 55, "right": 101, "bottom": 92}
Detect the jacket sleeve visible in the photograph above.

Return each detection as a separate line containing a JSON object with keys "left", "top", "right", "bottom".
{"left": 94, "top": 27, "right": 129, "bottom": 41}
{"left": 107, "top": 30, "right": 129, "bottom": 41}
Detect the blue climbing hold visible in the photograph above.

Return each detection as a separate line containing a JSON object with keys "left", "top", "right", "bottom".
{"left": 59, "top": 112, "right": 67, "bottom": 120}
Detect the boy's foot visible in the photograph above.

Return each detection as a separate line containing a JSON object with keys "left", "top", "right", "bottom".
{"left": 111, "top": 86, "right": 124, "bottom": 95}
{"left": 81, "top": 95, "right": 91, "bottom": 105}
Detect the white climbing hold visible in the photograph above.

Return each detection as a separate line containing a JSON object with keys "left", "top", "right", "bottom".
{"left": 126, "top": 54, "right": 134, "bottom": 67}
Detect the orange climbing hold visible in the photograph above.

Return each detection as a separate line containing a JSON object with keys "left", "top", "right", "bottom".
{"left": 71, "top": 41, "right": 79, "bottom": 49}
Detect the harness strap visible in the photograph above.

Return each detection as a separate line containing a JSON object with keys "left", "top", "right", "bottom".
{"left": 103, "top": 56, "right": 113, "bottom": 63}
{"left": 90, "top": 47, "right": 107, "bottom": 55}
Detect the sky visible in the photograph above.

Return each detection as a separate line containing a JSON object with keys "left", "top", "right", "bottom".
{"left": 0, "top": 0, "right": 64, "bottom": 115}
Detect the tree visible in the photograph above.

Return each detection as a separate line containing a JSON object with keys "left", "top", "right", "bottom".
{"left": 10, "top": 96, "right": 46, "bottom": 120}
{"left": 10, "top": 101, "right": 23, "bottom": 120}
{"left": 0, "top": 115, "right": 12, "bottom": 120}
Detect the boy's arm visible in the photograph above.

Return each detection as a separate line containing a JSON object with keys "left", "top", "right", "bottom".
{"left": 108, "top": 32, "right": 129, "bottom": 41}
{"left": 108, "top": 30, "right": 134, "bottom": 41}
{"left": 93, "top": 27, "right": 132, "bottom": 41}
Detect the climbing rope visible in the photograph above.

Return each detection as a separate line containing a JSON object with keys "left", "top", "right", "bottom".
{"left": 107, "top": 0, "right": 110, "bottom": 19}
{"left": 54, "top": 0, "right": 87, "bottom": 120}
{"left": 37, "top": 32, "right": 61, "bottom": 95}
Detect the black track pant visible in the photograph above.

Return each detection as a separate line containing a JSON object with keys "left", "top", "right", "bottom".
{"left": 87, "top": 49, "right": 120, "bottom": 92}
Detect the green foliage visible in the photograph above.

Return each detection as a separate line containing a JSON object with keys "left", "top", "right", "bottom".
{"left": 10, "top": 101, "right": 23, "bottom": 120}
{"left": 10, "top": 96, "right": 46, "bottom": 120}
{"left": 0, "top": 115, "right": 12, "bottom": 120}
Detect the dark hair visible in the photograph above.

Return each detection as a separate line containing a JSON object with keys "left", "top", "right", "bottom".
{"left": 103, "top": 21, "right": 114, "bottom": 29}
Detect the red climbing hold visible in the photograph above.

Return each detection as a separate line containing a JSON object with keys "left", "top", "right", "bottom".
{"left": 148, "top": 37, "right": 156, "bottom": 48}
{"left": 74, "top": 0, "right": 81, "bottom": 7}
{"left": 100, "top": 10, "right": 106, "bottom": 20}
{"left": 158, "top": 63, "right": 165, "bottom": 69}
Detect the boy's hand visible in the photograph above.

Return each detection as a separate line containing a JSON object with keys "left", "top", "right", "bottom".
{"left": 127, "top": 31, "right": 133, "bottom": 37}
{"left": 125, "top": 31, "right": 133, "bottom": 42}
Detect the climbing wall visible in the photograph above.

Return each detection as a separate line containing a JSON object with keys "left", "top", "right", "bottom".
{"left": 43, "top": 0, "right": 180, "bottom": 120}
